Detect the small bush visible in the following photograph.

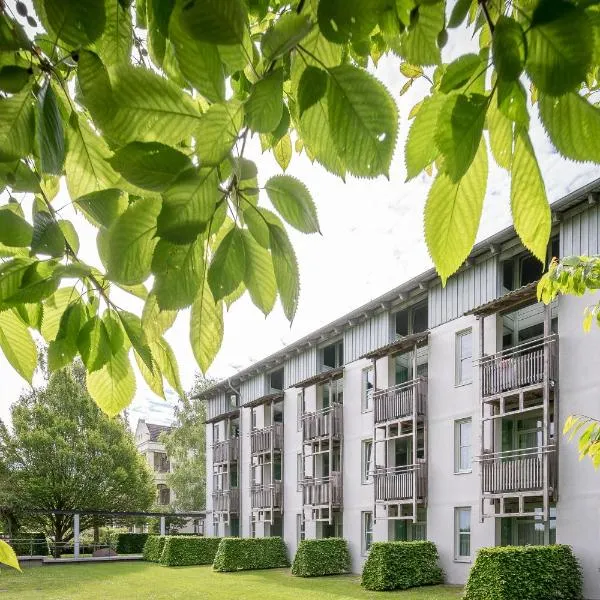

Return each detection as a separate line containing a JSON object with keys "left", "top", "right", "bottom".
{"left": 291, "top": 538, "right": 351, "bottom": 577}
{"left": 361, "top": 541, "right": 443, "bottom": 591}
{"left": 213, "top": 537, "right": 289, "bottom": 572}
{"left": 160, "top": 536, "right": 221, "bottom": 566}
{"left": 10, "top": 532, "right": 49, "bottom": 556}
{"left": 116, "top": 533, "right": 148, "bottom": 554}
{"left": 143, "top": 535, "right": 167, "bottom": 562}
{"left": 464, "top": 545, "right": 583, "bottom": 600}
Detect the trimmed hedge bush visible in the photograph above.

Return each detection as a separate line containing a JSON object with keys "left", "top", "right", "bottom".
{"left": 464, "top": 545, "right": 583, "bottom": 600}
{"left": 361, "top": 541, "right": 443, "bottom": 591}
{"left": 142, "top": 535, "right": 167, "bottom": 562}
{"left": 160, "top": 536, "right": 221, "bottom": 566}
{"left": 291, "top": 538, "right": 351, "bottom": 577}
{"left": 213, "top": 537, "right": 289, "bottom": 572}
{"left": 10, "top": 532, "right": 49, "bottom": 556}
{"left": 116, "top": 533, "right": 148, "bottom": 554}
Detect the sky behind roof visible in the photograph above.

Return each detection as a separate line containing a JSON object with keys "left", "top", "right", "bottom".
{"left": 0, "top": 28, "right": 597, "bottom": 429}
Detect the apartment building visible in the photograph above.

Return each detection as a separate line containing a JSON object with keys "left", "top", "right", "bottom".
{"left": 200, "top": 179, "right": 600, "bottom": 598}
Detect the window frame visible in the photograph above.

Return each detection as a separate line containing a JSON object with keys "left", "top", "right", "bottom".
{"left": 454, "top": 507, "right": 472, "bottom": 562}
{"left": 297, "top": 391, "right": 304, "bottom": 432}
{"left": 454, "top": 418, "right": 472, "bottom": 474}
{"left": 361, "top": 367, "right": 374, "bottom": 412}
{"left": 361, "top": 439, "right": 373, "bottom": 484}
{"left": 296, "top": 513, "right": 305, "bottom": 545}
{"left": 297, "top": 452, "right": 303, "bottom": 492}
{"left": 455, "top": 328, "right": 473, "bottom": 386}
{"left": 361, "top": 511, "right": 373, "bottom": 555}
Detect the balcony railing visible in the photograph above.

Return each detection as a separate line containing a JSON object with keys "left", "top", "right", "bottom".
{"left": 373, "top": 378, "right": 427, "bottom": 425}
{"left": 250, "top": 483, "right": 283, "bottom": 509}
{"left": 480, "top": 446, "right": 556, "bottom": 494}
{"left": 301, "top": 403, "right": 343, "bottom": 441}
{"left": 212, "top": 488, "right": 240, "bottom": 513}
{"left": 374, "top": 463, "right": 427, "bottom": 502}
{"left": 250, "top": 423, "right": 284, "bottom": 455}
{"left": 213, "top": 438, "right": 239, "bottom": 463}
{"left": 480, "top": 336, "right": 558, "bottom": 398}
{"left": 302, "top": 472, "right": 342, "bottom": 507}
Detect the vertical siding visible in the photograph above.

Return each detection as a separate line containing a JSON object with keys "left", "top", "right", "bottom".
{"left": 343, "top": 311, "right": 391, "bottom": 362}
{"left": 428, "top": 256, "right": 499, "bottom": 328}
{"left": 285, "top": 347, "right": 317, "bottom": 388}
{"left": 240, "top": 373, "right": 267, "bottom": 405}
{"left": 561, "top": 204, "right": 599, "bottom": 256}
{"left": 207, "top": 392, "right": 227, "bottom": 419}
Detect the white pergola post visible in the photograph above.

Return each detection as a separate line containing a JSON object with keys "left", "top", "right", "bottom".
{"left": 160, "top": 516, "right": 166, "bottom": 536}
{"left": 74, "top": 513, "right": 80, "bottom": 558}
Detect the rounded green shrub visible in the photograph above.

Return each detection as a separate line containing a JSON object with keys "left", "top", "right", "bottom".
{"left": 142, "top": 535, "right": 168, "bottom": 563}
{"left": 291, "top": 538, "right": 351, "bottom": 577}
{"left": 361, "top": 541, "right": 443, "bottom": 591}
{"left": 116, "top": 533, "right": 148, "bottom": 554}
{"left": 213, "top": 537, "right": 289, "bottom": 572}
{"left": 464, "top": 545, "right": 583, "bottom": 600}
{"left": 160, "top": 536, "right": 221, "bottom": 567}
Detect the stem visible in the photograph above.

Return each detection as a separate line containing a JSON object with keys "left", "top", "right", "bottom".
{"left": 479, "top": 0, "right": 495, "bottom": 34}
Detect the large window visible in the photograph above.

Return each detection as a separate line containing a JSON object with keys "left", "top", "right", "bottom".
{"left": 321, "top": 378, "right": 343, "bottom": 407}
{"left": 395, "top": 300, "right": 428, "bottom": 337}
{"left": 228, "top": 393, "right": 239, "bottom": 408}
{"left": 456, "top": 328, "right": 473, "bottom": 385}
{"left": 157, "top": 485, "right": 170, "bottom": 505}
{"left": 321, "top": 340, "right": 343, "bottom": 370}
{"left": 362, "top": 512, "right": 373, "bottom": 555}
{"left": 361, "top": 439, "right": 373, "bottom": 484}
{"left": 269, "top": 367, "right": 284, "bottom": 391}
{"left": 154, "top": 452, "right": 170, "bottom": 473}
{"left": 362, "top": 367, "right": 374, "bottom": 412}
{"left": 454, "top": 507, "right": 471, "bottom": 561}
{"left": 500, "top": 504, "right": 556, "bottom": 546}
{"left": 454, "top": 418, "right": 472, "bottom": 473}
{"left": 391, "top": 508, "right": 427, "bottom": 541}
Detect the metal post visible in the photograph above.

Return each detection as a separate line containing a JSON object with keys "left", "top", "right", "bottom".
{"left": 542, "top": 304, "right": 551, "bottom": 521}
{"left": 160, "top": 516, "right": 166, "bottom": 536}
{"left": 478, "top": 316, "right": 485, "bottom": 523}
{"left": 74, "top": 513, "right": 80, "bottom": 558}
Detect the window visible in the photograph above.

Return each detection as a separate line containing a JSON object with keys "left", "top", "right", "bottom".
{"left": 500, "top": 504, "right": 556, "bottom": 546}
{"left": 154, "top": 452, "right": 170, "bottom": 473}
{"left": 296, "top": 513, "right": 305, "bottom": 544}
{"left": 456, "top": 329, "right": 473, "bottom": 385}
{"left": 251, "top": 408, "right": 257, "bottom": 431}
{"left": 391, "top": 507, "right": 427, "bottom": 541}
{"left": 321, "top": 340, "right": 343, "bottom": 370}
{"left": 213, "top": 423, "right": 220, "bottom": 443}
{"left": 250, "top": 520, "right": 256, "bottom": 538}
{"left": 229, "top": 393, "right": 239, "bottom": 408}
{"left": 395, "top": 301, "right": 428, "bottom": 337}
{"left": 362, "top": 367, "right": 374, "bottom": 412}
{"left": 361, "top": 439, "right": 373, "bottom": 484}
{"left": 454, "top": 507, "right": 471, "bottom": 561}
{"left": 297, "top": 391, "right": 304, "bottom": 432}
{"left": 269, "top": 367, "right": 284, "bottom": 391}
{"left": 297, "top": 453, "right": 303, "bottom": 491}
{"left": 229, "top": 517, "right": 239, "bottom": 538}
{"left": 273, "top": 400, "right": 283, "bottom": 424}
{"left": 157, "top": 485, "right": 170, "bottom": 505}
{"left": 362, "top": 511, "right": 373, "bottom": 554}
{"left": 454, "top": 419, "right": 472, "bottom": 473}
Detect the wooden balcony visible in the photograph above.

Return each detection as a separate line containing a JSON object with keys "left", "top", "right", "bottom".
{"left": 374, "top": 463, "right": 427, "bottom": 502}
{"left": 480, "top": 336, "right": 558, "bottom": 399}
{"left": 250, "top": 423, "right": 283, "bottom": 455}
{"left": 373, "top": 378, "right": 427, "bottom": 425}
{"left": 212, "top": 488, "right": 240, "bottom": 513}
{"left": 302, "top": 404, "right": 343, "bottom": 442}
{"left": 213, "top": 438, "right": 239, "bottom": 464}
{"left": 480, "top": 446, "right": 557, "bottom": 495}
{"left": 302, "top": 472, "right": 342, "bottom": 507}
{"left": 250, "top": 483, "right": 283, "bottom": 510}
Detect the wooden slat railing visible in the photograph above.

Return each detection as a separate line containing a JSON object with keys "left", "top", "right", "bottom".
{"left": 250, "top": 423, "right": 283, "bottom": 455}
{"left": 302, "top": 472, "right": 342, "bottom": 506}
{"left": 301, "top": 404, "right": 343, "bottom": 441}
{"left": 373, "top": 378, "right": 427, "bottom": 424}
{"left": 212, "top": 488, "right": 240, "bottom": 513}
{"left": 250, "top": 483, "right": 283, "bottom": 509}
{"left": 373, "top": 463, "right": 427, "bottom": 501}
{"left": 212, "top": 438, "right": 239, "bottom": 463}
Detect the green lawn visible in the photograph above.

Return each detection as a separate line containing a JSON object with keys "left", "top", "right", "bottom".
{"left": 0, "top": 562, "right": 463, "bottom": 599}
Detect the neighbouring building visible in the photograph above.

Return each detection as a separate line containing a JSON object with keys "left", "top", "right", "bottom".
{"left": 198, "top": 179, "right": 600, "bottom": 598}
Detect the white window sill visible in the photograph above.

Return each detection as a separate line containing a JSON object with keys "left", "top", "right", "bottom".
{"left": 455, "top": 380, "right": 473, "bottom": 388}
{"left": 454, "top": 557, "right": 472, "bottom": 564}
{"left": 361, "top": 480, "right": 374, "bottom": 486}
{"left": 454, "top": 469, "right": 473, "bottom": 475}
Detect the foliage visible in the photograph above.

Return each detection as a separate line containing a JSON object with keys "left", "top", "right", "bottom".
{"left": 160, "top": 536, "right": 221, "bottom": 566}
{"left": 0, "top": 361, "right": 155, "bottom": 556}
{"left": 142, "top": 535, "right": 167, "bottom": 562}
{"left": 9, "top": 532, "right": 49, "bottom": 556}
{"left": 213, "top": 537, "right": 289, "bottom": 572}
{"left": 0, "top": 0, "right": 598, "bottom": 419}
{"left": 463, "top": 545, "right": 583, "bottom": 600}
{"left": 291, "top": 538, "right": 350, "bottom": 577}
{"left": 361, "top": 541, "right": 443, "bottom": 591}
{"left": 116, "top": 533, "right": 148, "bottom": 554}
{"left": 0, "top": 539, "right": 20, "bottom": 571}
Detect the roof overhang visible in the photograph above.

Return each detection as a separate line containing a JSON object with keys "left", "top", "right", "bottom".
{"left": 204, "top": 408, "right": 239, "bottom": 425}
{"left": 244, "top": 391, "right": 284, "bottom": 409}
{"left": 466, "top": 281, "right": 539, "bottom": 317}
{"left": 361, "top": 331, "right": 430, "bottom": 360}
{"left": 293, "top": 366, "right": 344, "bottom": 389}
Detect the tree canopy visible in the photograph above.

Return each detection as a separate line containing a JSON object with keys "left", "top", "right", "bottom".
{"left": 0, "top": 0, "right": 599, "bottom": 416}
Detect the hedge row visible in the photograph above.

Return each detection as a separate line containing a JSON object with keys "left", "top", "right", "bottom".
{"left": 10, "top": 533, "right": 49, "bottom": 556}
{"left": 213, "top": 537, "right": 289, "bottom": 572}
{"left": 464, "top": 545, "right": 583, "bottom": 600}
{"left": 116, "top": 533, "right": 148, "bottom": 554}
{"left": 142, "top": 535, "right": 167, "bottom": 562}
{"left": 160, "top": 537, "right": 221, "bottom": 567}
{"left": 291, "top": 538, "right": 351, "bottom": 577}
{"left": 361, "top": 541, "right": 443, "bottom": 591}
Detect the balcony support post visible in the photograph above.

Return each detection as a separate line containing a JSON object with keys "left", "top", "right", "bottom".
{"left": 478, "top": 316, "right": 485, "bottom": 524}
{"left": 412, "top": 341, "right": 418, "bottom": 524}
{"left": 542, "top": 304, "right": 551, "bottom": 521}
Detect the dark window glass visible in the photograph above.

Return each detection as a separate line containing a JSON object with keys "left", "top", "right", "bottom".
{"left": 322, "top": 344, "right": 336, "bottom": 368}
{"left": 270, "top": 368, "right": 284, "bottom": 391}
{"left": 520, "top": 255, "right": 543, "bottom": 286}
{"left": 551, "top": 236, "right": 560, "bottom": 261}
{"left": 412, "top": 302, "right": 428, "bottom": 333}
{"left": 396, "top": 309, "right": 409, "bottom": 336}
{"left": 503, "top": 260, "right": 515, "bottom": 291}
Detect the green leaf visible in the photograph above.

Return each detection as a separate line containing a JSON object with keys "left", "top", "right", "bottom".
{"left": 511, "top": 128, "right": 551, "bottom": 263}
{"left": 0, "top": 308, "right": 37, "bottom": 383}
{"left": 425, "top": 140, "right": 488, "bottom": 285}
{"left": 439, "top": 54, "right": 482, "bottom": 93}
{"left": 107, "top": 197, "right": 161, "bottom": 285}
{"left": 43, "top": 0, "right": 105, "bottom": 46}
{"left": 265, "top": 175, "right": 319, "bottom": 234}
{"left": 487, "top": 89, "right": 513, "bottom": 171}
{"left": 75, "top": 189, "right": 128, "bottom": 228}
{"left": 327, "top": 65, "right": 398, "bottom": 178}
{"left": 208, "top": 227, "right": 246, "bottom": 301}
{"left": 135, "top": 350, "right": 165, "bottom": 399}
{"left": 152, "top": 237, "right": 204, "bottom": 310}
{"left": 401, "top": 3, "right": 444, "bottom": 66}
{"left": 273, "top": 134, "right": 292, "bottom": 171}
{"left": 87, "top": 348, "right": 136, "bottom": 416}
{"left": 96, "top": 0, "right": 133, "bottom": 66}
{"left": 269, "top": 224, "right": 299, "bottom": 322}
{"left": 181, "top": 0, "right": 246, "bottom": 45}
{"left": 448, "top": 0, "right": 472, "bottom": 28}
{"left": 298, "top": 66, "right": 328, "bottom": 117}
{"left": 31, "top": 212, "right": 65, "bottom": 258}
{"left": 492, "top": 16, "right": 526, "bottom": 81}
{"left": 59, "top": 220, "right": 80, "bottom": 254}
{"left": 77, "top": 50, "right": 115, "bottom": 128}
{"left": 151, "top": 335, "right": 183, "bottom": 396}
{"left": 244, "top": 207, "right": 272, "bottom": 249}
{"left": 195, "top": 99, "right": 244, "bottom": 166}
{"left": 190, "top": 283, "right": 223, "bottom": 373}
{"left": 242, "top": 230, "right": 276, "bottom": 316}
{"left": 262, "top": 12, "right": 312, "bottom": 59}
{"left": 109, "top": 142, "right": 192, "bottom": 192}
{"left": 142, "top": 292, "right": 177, "bottom": 341}
{"left": 41, "top": 286, "right": 77, "bottom": 341}
{"left": 404, "top": 93, "right": 444, "bottom": 180}
{"left": 525, "top": 0, "right": 592, "bottom": 96}
{"left": 36, "top": 82, "right": 65, "bottom": 175}
{"left": 117, "top": 310, "right": 154, "bottom": 372}
{"left": 77, "top": 315, "right": 112, "bottom": 372}
{"left": 538, "top": 92, "right": 600, "bottom": 163}
{"left": 4, "top": 260, "right": 60, "bottom": 306}
{"left": 48, "top": 300, "right": 86, "bottom": 372}
{"left": 435, "top": 93, "right": 488, "bottom": 181}
{"left": 400, "top": 63, "right": 423, "bottom": 79}
{"left": 0, "top": 539, "right": 21, "bottom": 572}
{"left": 497, "top": 79, "right": 529, "bottom": 126}
{"left": 158, "top": 167, "right": 220, "bottom": 244}
{"left": 317, "top": 0, "right": 378, "bottom": 44}
{"left": 0, "top": 65, "right": 31, "bottom": 93}
{"left": 245, "top": 69, "right": 283, "bottom": 134}
{"left": 0, "top": 209, "right": 32, "bottom": 247}
{"left": 0, "top": 86, "right": 34, "bottom": 161}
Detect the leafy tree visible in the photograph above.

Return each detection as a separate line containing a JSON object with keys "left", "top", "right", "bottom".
{"left": 0, "top": 0, "right": 599, "bottom": 419}
{"left": 0, "top": 361, "right": 155, "bottom": 556}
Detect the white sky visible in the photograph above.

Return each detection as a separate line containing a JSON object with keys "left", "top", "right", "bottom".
{"left": 0, "top": 21, "right": 598, "bottom": 428}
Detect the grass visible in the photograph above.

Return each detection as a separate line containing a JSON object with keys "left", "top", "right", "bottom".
{"left": 0, "top": 562, "right": 463, "bottom": 599}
